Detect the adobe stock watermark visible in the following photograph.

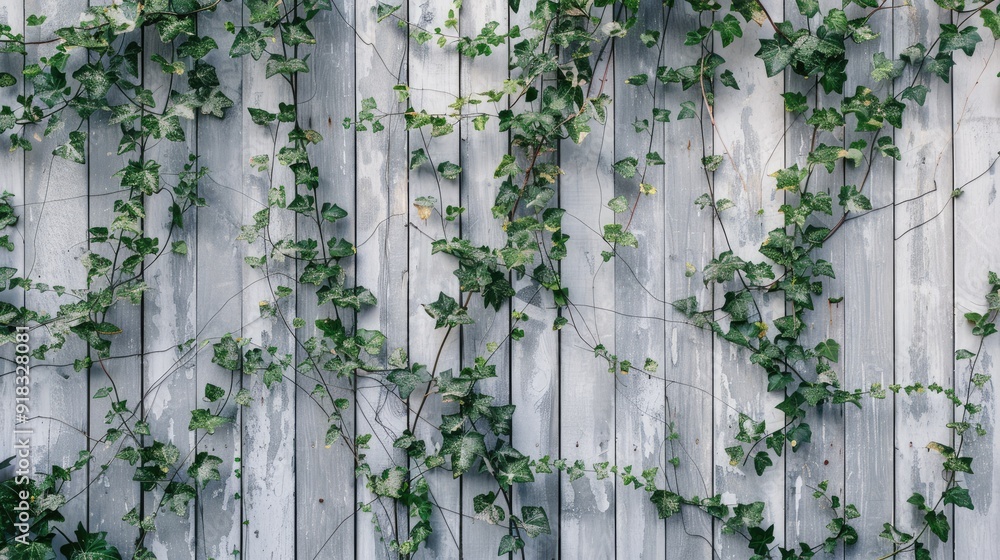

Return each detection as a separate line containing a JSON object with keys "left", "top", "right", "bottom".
{"left": 12, "top": 326, "right": 33, "bottom": 545}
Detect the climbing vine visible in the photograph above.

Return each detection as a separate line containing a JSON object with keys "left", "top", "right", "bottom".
{"left": 0, "top": 0, "right": 998, "bottom": 559}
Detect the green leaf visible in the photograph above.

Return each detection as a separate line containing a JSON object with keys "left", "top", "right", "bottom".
{"left": 424, "top": 292, "right": 474, "bottom": 329}
{"left": 265, "top": 55, "right": 310, "bottom": 79}
{"left": 187, "top": 452, "right": 222, "bottom": 488}
{"left": 498, "top": 535, "right": 524, "bottom": 555}
{"left": 409, "top": 148, "right": 429, "bottom": 169}
{"left": 942, "top": 486, "right": 974, "bottom": 509}
{"left": 441, "top": 431, "right": 486, "bottom": 477}
{"left": 53, "top": 131, "right": 87, "bottom": 164}
{"left": 925, "top": 509, "right": 950, "bottom": 542}
{"left": 871, "top": 52, "right": 904, "bottom": 81}
{"left": 0, "top": 72, "right": 16, "bottom": 88}
{"left": 814, "top": 339, "right": 840, "bottom": 362}
{"left": 387, "top": 364, "right": 431, "bottom": 399}
{"left": 375, "top": 2, "right": 401, "bottom": 22}
{"left": 60, "top": 523, "right": 122, "bottom": 560}
{"left": 203, "top": 383, "right": 224, "bottom": 402}
{"left": 189, "top": 409, "right": 231, "bottom": 434}
{"left": 612, "top": 157, "right": 638, "bottom": 179}
{"left": 838, "top": 185, "right": 872, "bottom": 212}
{"left": 281, "top": 18, "right": 316, "bottom": 46}
{"left": 608, "top": 196, "right": 629, "bottom": 213}
{"left": 162, "top": 482, "right": 197, "bottom": 516}
{"left": 231, "top": 27, "right": 267, "bottom": 60}
{"left": 517, "top": 506, "right": 551, "bottom": 537}
{"left": 981, "top": 9, "right": 1000, "bottom": 39}
{"left": 939, "top": 24, "right": 981, "bottom": 57}
{"left": 753, "top": 451, "right": 773, "bottom": 476}
{"left": 437, "top": 161, "right": 462, "bottom": 180}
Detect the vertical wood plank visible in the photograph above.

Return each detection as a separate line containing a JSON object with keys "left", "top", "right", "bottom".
{"left": 893, "top": 5, "right": 954, "bottom": 559}
{"left": 195, "top": 2, "right": 243, "bottom": 557}
{"left": 240, "top": 4, "right": 297, "bottom": 557}
{"left": 711, "top": 1, "right": 786, "bottom": 554}
{"left": 86, "top": 0, "right": 141, "bottom": 550}
{"left": 140, "top": 21, "right": 198, "bottom": 560}
{"left": 353, "top": 0, "right": 410, "bottom": 557}
{"left": 559, "top": 33, "right": 616, "bottom": 560}
{"left": 458, "top": 2, "right": 511, "bottom": 557}
{"left": 508, "top": 4, "right": 560, "bottom": 559}
{"left": 407, "top": 0, "right": 462, "bottom": 556}
{"left": 21, "top": 0, "right": 90, "bottom": 544}
{"left": 782, "top": 0, "right": 847, "bottom": 551}
{"left": 613, "top": 1, "right": 665, "bottom": 557}
{"left": 662, "top": 4, "right": 715, "bottom": 558}
{"left": 951, "top": 31, "right": 1000, "bottom": 560}
{"left": 0, "top": 0, "right": 25, "bottom": 483}
{"left": 843, "top": 4, "right": 895, "bottom": 557}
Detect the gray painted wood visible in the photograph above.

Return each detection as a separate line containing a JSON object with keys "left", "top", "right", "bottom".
{"left": 458, "top": 1, "right": 512, "bottom": 557}
{"left": 711, "top": 3, "right": 788, "bottom": 555}
{"left": 195, "top": 2, "right": 244, "bottom": 558}
{"left": 21, "top": 0, "right": 90, "bottom": 548}
{"left": 558, "top": 30, "right": 617, "bottom": 559}
{"left": 614, "top": 1, "right": 666, "bottom": 557}
{"left": 783, "top": 0, "right": 846, "bottom": 551}
{"left": 843, "top": 4, "right": 895, "bottom": 558}
{"left": 951, "top": 32, "right": 1000, "bottom": 559}
{"left": 240, "top": 6, "right": 297, "bottom": 555}
{"left": 662, "top": 5, "right": 716, "bottom": 558}
{"left": 140, "top": 22, "right": 198, "bottom": 560}
{"left": 9, "top": 2, "right": 1000, "bottom": 559}
{"left": 893, "top": 4, "right": 955, "bottom": 560}
{"left": 354, "top": 0, "right": 410, "bottom": 557}
{"left": 406, "top": 0, "right": 462, "bottom": 556}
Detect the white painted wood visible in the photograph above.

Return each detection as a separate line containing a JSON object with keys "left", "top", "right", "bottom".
{"left": 951, "top": 29, "right": 1000, "bottom": 560}
{"left": 711, "top": 1, "right": 787, "bottom": 554}
{"left": 843, "top": 4, "right": 895, "bottom": 558}
{"left": 893, "top": 4, "right": 955, "bottom": 560}
{"left": 21, "top": 0, "right": 90, "bottom": 548}
{"left": 353, "top": 0, "right": 410, "bottom": 558}
{"left": 614, "top": 1, "right": 666, "bottom": 557}
{"left": 558, "top": 30, "right": 616, "bottom": 560}
{"left": 195, "top": 2, "right": 244, "bottom": 557}
{"left": 407, "top": 0, "right": 463, "bottom": 556}
{"left": 140, "top": 23, "right": 199, "bottom": 560}
{"left": 239, "top": 4, "right": 297, "bottom": 557}
{"left": 662, "top": 4, "right": 716, "bottom": 558}
{"left": 458, "top": 1, "right": 512, "bottom": 557}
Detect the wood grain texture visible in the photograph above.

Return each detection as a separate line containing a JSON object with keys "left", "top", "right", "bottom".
{"left": 558, "top": 33, "right": 616, "bottom": 559}
{"left": 139, "top": 23, "right": 199, "bottom": 560}
{"left": 407, "top": 0, "right": 462, "bottom": 555}
{"left": 843, "top": 4, "right": 895, "bottom": 557}
{"left": 951, "top": 30, "right": 1000, "bottom": 560}
{"left": 893, "top": 4, "right": 955, "bottom": 560}
{"left": 21, "top": 0, "right": 91, "bottom": 548}
{"left": 662, "top": 5, "right": 715, "bottom": 558}
{"left": 613, "top": 1, "right": 666, "bottom": 557}
{"left": 354, "top": 0, "right": 410, "bottom": 557}
{"left": 195, "top": 2, "right": 244, "bottom": 558}
{"left": 711, "top": 2, "right": 787, "bottom": 554}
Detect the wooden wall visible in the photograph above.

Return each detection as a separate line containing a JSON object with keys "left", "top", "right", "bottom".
{"left": 2, "top": 0, "right": 999, "bottom": 558}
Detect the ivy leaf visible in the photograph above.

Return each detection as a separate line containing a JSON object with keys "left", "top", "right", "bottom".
{"left": 756, "top": 38, "right": 796, "bottom": 77}
{"left": 901, "top": 85, "right": 930, "bottom": 106}
{"left": 981, "top": 9, "right": 1000, "bottom": 39}
{"left": 871, "top": 52, "right": 904, "bottom": 81}
{"left": 370, "top": 466, "right": 408, "bottom": 498}
{"left": 925, "top": 509, "right": 950, "bottom": 542}
{"left": 387, "top": 364, "right": 431, "bottom": 399}
{"left": 712, "top": 14, "right": 743, "bottom": 47}
{"left": 409, "top": 148, "right": 429, "bottom": 169}
{"left": 265, "top": 55, "right": 310, "bottom": 79}
{"left": 204, "top": 383, "right": 224, "bottom": 402}
{"left": 186, "top": 452, "right": 222, "bottom": 488}
{"left": 703, "top": 251, "right": 746, "bottom": 284}
{"left": 498, "top": 534, "right": 524, "bottom": 555}
{"left": 424, "top": 292, "right": 474, "bottom": 329}
{"left": 612, "top": 157, "right": 638, "bottom": 179}
{"left": 375, "top": 2, "right": 401, "bottom": 23}
{"left": 281, "top": 18, "right": 316, "bottom": 46}
{"left": 942, "top": 486, "right": 974, "bottom": 509}
{"left": 814, "top": 339, "right": 840, "bottom": 362}
{"left": 163, "top": 482, "right": 197, "bottom": 516}
{"left": 189, "top": 409, "right": 231, "bottom": 434}
{"left": 838, "top": 185, "right": 872, "bottom": 212}
{"left": 441, "top": 431, "right": 486, "bottom": 477}
{"left": 177, "top": 36, "right": 219, "bottom": 60}
{"left": 607, "top": 196, "right": 628, "bottom": 213}
{"left": 60, "top": 523, "right": 122, "bottom": 560}
{"left": 231, "top": 27, "right": 267, "bottom": 60}
{"left": 437, "top": 161, "right": 462, "bottom": 180}
{"left": 53, "top": 131, "right": 87, "bottom": 164}
{"left": 753, "top": 452, "right": 773, "bottom": 476}
{"left": 939, "top": 24, "right": 981, "bottom": 57}
{"left": 720, "top": 69, "right": 739, "bottom": 90}
{"left": 517, "top": 506, "right": 551, "bottom": 537}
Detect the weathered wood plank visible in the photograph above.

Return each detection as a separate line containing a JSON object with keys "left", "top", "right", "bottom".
{"left": 893, "top": 4, "right": 954, "bottom": 559}
{"left": 613, "top": 1, "right": 666, "bottom": 557}
{"left": 951, "top": 30, "right": 1000, "bottom": 560}
{"left": 783, "top": 0, "right": 847, "bottom": 551}
{"left": 139, "top": 22, "right": 198, "bottom": 560}
{"left": 711, "top": 1, "right": 787, "bottom": 554}
{"left": 558, "top": 34, "right": 616, "bottom": 560}
{"left": 85, "top": 0, "right": 141, "bottom": 549}
{"left": 458, "top": 1, "right": 512, "bottom": 557}
{"left": 239, "top": 4, "right": 297, "bottom": 556}
{"left": 842, "top": 4, "right": 895, "bottom": 558}
{"left": 21, "top": 0, "right": 90, "bottom": 546}
{"left": 508, "top": 4, "right": 560, "bottom": 559}
{"left": 407, "top": 0, "right": 463, "bottom": 555}
{"left": 195, "top": 2, "right": 244, "bottom": 557}
{"left": 354, "top": 0, "right": 410, "bottom": 557}
{"left": 662, "top": 4, "right": 715, "bottom": 558}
